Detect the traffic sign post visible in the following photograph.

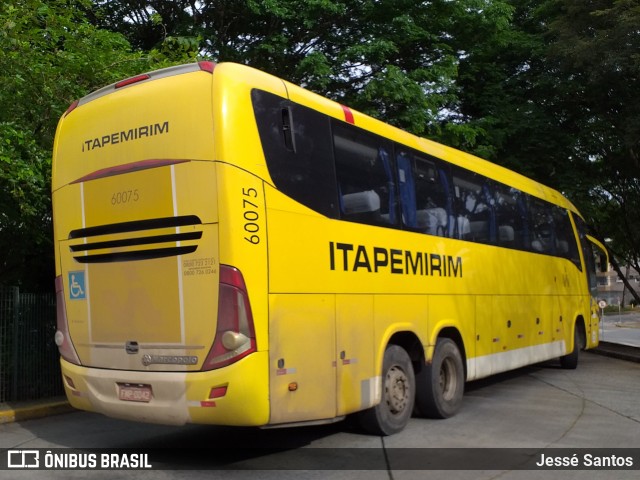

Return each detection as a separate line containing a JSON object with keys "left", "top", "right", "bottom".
{"left": 598, "top": 300, "right": 607, "bottom": 340}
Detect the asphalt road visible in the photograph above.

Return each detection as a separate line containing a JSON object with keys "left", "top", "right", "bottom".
{"left": 1, "top": 352, "right": 639, "bottom": 480}
{"left": 601, "top": 311, "right": 640, "bottom": 347}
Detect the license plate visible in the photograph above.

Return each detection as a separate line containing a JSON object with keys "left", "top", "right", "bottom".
{"left": 118, "top": 383, "right": 152, "bottom": 403}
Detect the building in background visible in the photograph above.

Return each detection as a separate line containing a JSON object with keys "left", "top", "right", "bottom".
{"left": 597, "top": 264, "right": 640, "bottom": 307}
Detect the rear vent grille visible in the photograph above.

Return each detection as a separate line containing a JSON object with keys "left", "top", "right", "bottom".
{"left": 69, "top": 215, "right": 202, "bottom": 263}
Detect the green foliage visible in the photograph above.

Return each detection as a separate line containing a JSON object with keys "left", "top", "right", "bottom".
{"left": 92, "top": 0, "right": 514, "bottom": 140}
{"left": 0, "top": 0, "right": 183, "bottom": 289}
{"left": 541, "top": 0, "right": 640, "bottom": 274}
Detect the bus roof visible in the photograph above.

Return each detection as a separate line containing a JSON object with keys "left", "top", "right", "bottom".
{"left": 58, "top": 60, "right": 579, "bottom": 215}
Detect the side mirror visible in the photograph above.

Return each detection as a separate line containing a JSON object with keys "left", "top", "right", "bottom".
{"left": 599, "top": 253, "right": 608, "bottom": 273}
{"left": 586, "top": 235, "right": 608, "bottom": 273}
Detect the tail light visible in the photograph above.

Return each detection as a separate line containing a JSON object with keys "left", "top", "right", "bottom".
{"left": 54, "top": 276, "right": 81, "bottom": 365}
{"left": 202, "top": 266, "right": 257, "bottom": 370}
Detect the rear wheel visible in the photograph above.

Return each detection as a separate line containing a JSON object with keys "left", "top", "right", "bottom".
{"left": 358, "top": 345, "right": 415, "bottom": 436}
{"left": 415, "top": 338, "right": 464, "bottom": 419}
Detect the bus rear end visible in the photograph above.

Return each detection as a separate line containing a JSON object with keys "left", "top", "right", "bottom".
{"left": 52, "top": 62, "right": 269, "bottom": 426}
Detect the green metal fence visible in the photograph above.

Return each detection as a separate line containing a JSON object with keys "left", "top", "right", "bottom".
{"left": 0, "top": 286, "right": 63, "bottom": 402}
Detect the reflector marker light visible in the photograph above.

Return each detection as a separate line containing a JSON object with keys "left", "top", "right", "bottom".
{"left": 64, "top": 100, "right": 79, "bottom": 117}
{"left": 341, "top": 104, "right": 355, "bottom": 124}
{"left": 115, "top": 74, "right": 151, "bottom": 89}
{"left": 209, "top": 386, "right": 228, "bottom": 399}
{"left": 198, "top": 61, "right": 215, "bottom": 73}
{"left": 64, "top": 375, "right": 76, "bottom": 389}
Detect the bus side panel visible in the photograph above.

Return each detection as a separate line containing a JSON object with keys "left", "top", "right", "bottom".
{"left": 474, "top": 296, "right": 494, "bottom": 378}
{"left": 268, "top": 294, "right": 336, "bottom": 424}
{"left": 427, "top": 294, "right": 475, "bottom": 371}
{"left": 472, "top": 294, "right": 566, "bottom": 380}
{"left": 560, "top": 294, "right": 590, "bottom": 352}
{"left": 214, "top": 163, "right": 269, "bottom": 353}
{"left": 373, "top": 294, "right": 431, "bottom": 354}
{"left": 587, "top": 298, "right": 600, "bottom": 348}
{"left": 335, "top": 295, "right": 377, "bottom": 416}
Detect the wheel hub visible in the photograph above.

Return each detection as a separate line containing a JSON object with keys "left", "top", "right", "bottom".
{"left": 386, "top": 365, "right": 409, "bottom": 414}
{"left": 440, "top": 357, "right": 457, "bottom": 401}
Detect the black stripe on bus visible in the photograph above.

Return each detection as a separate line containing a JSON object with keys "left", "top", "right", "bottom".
{"left": 69, "top": 215, "right": 202, "bottom": 239}
{"left": 73, "top": 246, "right": 198, "bottom": 263}
{"left": 69, "top": 231, "right": 203, "bottom": 252}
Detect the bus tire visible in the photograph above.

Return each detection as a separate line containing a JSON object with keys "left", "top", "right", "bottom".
{"left": 358, "top": 344, "right": 415, "bottom": 436}
{"left": 560, "top": 324, "right": 583, "bottom": 370}
{"left": 415, "top": 338, "right": 464, "bottom": 419}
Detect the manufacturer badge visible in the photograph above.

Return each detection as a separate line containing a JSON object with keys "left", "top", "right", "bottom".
{"left": 142, "top": 354, "right": 198, "bottom": 366}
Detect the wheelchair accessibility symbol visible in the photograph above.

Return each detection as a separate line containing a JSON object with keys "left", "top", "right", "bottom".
{"left": 68, "top": 271, "right": 86, "bottom": 300}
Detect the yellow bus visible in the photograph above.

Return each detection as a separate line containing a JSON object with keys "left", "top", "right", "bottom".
{"left": 52, "top": 61, "right": 607, "bottom": 435}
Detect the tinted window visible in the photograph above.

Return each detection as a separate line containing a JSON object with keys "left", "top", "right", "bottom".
{"left": 251, "top": 89, "right": 339, "bottom": 218}
{"left": 573, "top": 214, "right": 593, "bottom": 281}
{"left": 552, "top": 207, "right": 581, "bottom": 268}
{"left": 396, "top": 148, "right": 451, "bottom": 237}
{"left": 333, "top": 122, "right": 398, "bottom": 227}
{"left": 452, "top": 167, "right": 495, "bottom": 244}
{"left": 529, "top": 198, "right": 556, "bottom": 254}
{"left": 494, "top": 183, "right": 529, "bottom": 250}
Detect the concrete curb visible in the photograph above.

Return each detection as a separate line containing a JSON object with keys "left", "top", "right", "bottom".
{"left": 591, "top": 341, "right": 640, "bottom": 363}
{"left": 0, "top": 398, "right": 74, "bottom": 424}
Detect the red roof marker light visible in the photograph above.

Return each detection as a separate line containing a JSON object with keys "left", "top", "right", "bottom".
{"left": 341, "top": 104, "right": 355, "bottom": 124}
{"left": 115, "top": 74, "right": 151, "bottom": 89}
{"left": 64, "top": 99, "right": 80, "bottom": 117}
{"left": 198, "top": 61, "right": 215, "bottom": 73}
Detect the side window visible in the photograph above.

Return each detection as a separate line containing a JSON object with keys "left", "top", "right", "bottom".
{"left": 573, "top": 214, "right": 596, "bottom": 288}
{"left": 552, "top": 207, "right": 581, "bottom": 268}
{"left": 333, "top": 123, "right": 398, "bottom": 227}
{"left": 251, "top": 89, "right": 339, "bottom": 218}
{"left": 452, "top": 168, "right": 495, "bottom": 244}
{"left": 529, "top": 198, "right": 555, "bottom": 254}
{"left": 494, "top": 183, "right": 528, "bottom": 250}
{"left": 396, "top": 149, "right": 450, "bottom": 237}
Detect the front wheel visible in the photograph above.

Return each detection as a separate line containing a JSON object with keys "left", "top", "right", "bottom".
{"left": 415, "top": 338, "right": 464, "bottom": 419}
{"left": 560, "top": 324, "right": 584, "bottom": 370}
{"left": 358, "top": 345, "right": 415, "bottom": 436}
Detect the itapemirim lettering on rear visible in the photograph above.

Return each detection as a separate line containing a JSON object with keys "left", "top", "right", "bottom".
{"left": 81, "top": 121, "right": 169, "bottom": 152}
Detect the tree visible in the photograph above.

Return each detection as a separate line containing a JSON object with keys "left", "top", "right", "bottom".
{"left": 92, "top": 0, "right": 515, "bottom": 139}
{"left": 0, "top": 0, "right": 184, "bottom": 290}
{"left": 542, "top": 0, "right": 640, "bottom": 303}
{"left": 456, "top": 0, "right": 640, "bottom": 303}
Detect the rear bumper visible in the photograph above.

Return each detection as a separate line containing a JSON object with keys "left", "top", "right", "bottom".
{"left": 60, "top": 351, "right": 269, "bottom": 426}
